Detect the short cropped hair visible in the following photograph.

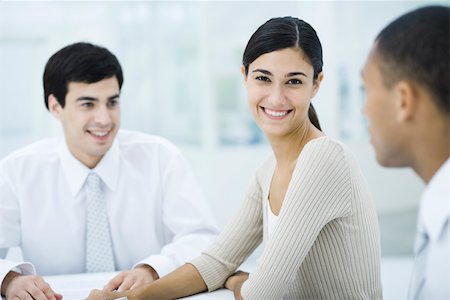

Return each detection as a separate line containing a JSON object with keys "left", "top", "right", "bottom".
{"left": 375, "top": 6, "right": 449, "bottom": 113}
{"left": 43, "top": 42, "right": 123, "bottom": 109}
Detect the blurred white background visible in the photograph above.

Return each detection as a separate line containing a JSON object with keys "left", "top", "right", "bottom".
{"left": 1, "top": 0, "right": 445, "bottom": 263}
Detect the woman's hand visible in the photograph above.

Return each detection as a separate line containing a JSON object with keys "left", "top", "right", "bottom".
{"left": 225, "top": 271, "right": 249, "bottom": 300}
{"left": 86, "top": 289, "right": 129, "bottom": 300}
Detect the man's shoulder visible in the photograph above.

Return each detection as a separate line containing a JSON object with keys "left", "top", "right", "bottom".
{"left": 1, "top": 137, "right": 60, "bottom": 164}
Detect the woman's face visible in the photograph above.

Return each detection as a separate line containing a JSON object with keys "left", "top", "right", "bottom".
{"left": 243, "top": 47, "right": 322, "bottom": 139}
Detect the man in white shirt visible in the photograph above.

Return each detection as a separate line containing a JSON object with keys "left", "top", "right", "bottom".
{"left": 361, "top": 6, "right": 449, "bottom": 300}
{"left": 0, "top": 42, "right": 219, "bottom": 300}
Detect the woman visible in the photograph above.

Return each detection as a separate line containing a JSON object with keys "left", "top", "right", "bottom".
{"left": 88, "top": 16, "right": 382, "bottom": 300}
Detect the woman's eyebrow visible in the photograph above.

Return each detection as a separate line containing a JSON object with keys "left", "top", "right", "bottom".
{"left": 252, "top": 69, "right": 308, "bottom": 78}
{"left": 252, "top": 69, "right": 272, "bottom": 75}
{"left": 286, "top": 72, "right": 307, "bottom": 78}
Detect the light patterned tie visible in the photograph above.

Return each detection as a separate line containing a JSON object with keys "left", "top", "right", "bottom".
{"left": 408, "top": 225, "right": 429, "bottom": 300}
{"left": 85, "top": 172, "right": 115, "bottom": 273}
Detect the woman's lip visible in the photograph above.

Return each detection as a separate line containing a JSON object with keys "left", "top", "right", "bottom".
{"left": 261, "top": 106, "right": 292, "bottom": 119}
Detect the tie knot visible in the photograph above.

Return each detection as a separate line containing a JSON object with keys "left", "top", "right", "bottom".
{"left": 86, "top": 172, "right": 101, "bottom": 190}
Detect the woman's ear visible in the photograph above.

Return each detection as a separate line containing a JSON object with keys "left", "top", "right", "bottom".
{"left": 48, "top": 94, "right": 63, "bottom": 119}
{"left": 241, "top": 65, "right": 247, "bottom": 82}
{"left": 311, "top": 72, "right": 324, "bottom": 98}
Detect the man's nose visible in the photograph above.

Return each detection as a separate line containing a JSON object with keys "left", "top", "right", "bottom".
{"left": 93, "top": 106, "right": 111, "bottom": 125}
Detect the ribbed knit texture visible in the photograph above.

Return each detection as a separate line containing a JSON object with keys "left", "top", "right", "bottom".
{"left": 190, "top": 137, "right": 382, "bottom": 299}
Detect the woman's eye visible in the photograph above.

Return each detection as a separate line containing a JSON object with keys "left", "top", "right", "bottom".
{"left": 286, "top": 78, "right": 302, "bottom": 85}
{"left": 255, "top": 76, "right": 270, "bottom": 82}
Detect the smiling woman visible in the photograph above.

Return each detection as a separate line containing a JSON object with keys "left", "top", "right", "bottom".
{"left": 194, "top": 16, "right": 381, "bottom": 300}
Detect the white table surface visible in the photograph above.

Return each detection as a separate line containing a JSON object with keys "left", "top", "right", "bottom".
{"left": 1, "top": 256, "right": 413, "bottom": 300}
{"left": 43, "top": 272, "right": 233, "bottom": 300}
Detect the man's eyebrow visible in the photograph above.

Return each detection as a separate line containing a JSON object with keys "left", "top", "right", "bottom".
{"left": 75, "top": 94, "right": 120, "bottom": 101}
{"left": 76, "top": 96, "right": 97, "bottom": 101}
{"left": 108, "top": 94, "right": 120, "bottom": 100}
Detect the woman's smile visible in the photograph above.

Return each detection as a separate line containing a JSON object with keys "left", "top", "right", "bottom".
{"left": 260, "top": 106, "right": 293, "bottom": 120}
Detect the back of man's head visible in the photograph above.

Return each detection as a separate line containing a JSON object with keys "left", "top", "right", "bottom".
{"left": 43, "top": 42, "right": 124, "bottom": 110}
{"left": 374, "top": 6, "right": 449, "bottom": 114}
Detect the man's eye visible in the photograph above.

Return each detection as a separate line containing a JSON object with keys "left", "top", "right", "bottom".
{"left": 108, "top": 100, "right": 119, "bottom": 107}
{"left": 286, "top": 78, "right": 302, "bottom": 85}
{"left": 255, "top": 76, "right": 270, "bottom": 82}
{"left": 82, "top": 102, "right": 94, "bottom": 108}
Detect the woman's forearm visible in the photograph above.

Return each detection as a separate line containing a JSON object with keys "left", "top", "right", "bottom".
{"left": 128, "top": 263, "right": 208, "bottom": 300}
{"left": 225, "top": 271, "right": 248, "bottom": 300}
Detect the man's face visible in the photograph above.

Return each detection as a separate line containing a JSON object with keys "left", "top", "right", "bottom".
{"left": 49, "top": 77, "right": 121, "bottom": 168}
{"left": 362, "top": 49, "right": 406, "bottom": 167}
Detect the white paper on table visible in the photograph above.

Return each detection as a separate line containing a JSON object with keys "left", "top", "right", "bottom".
{"left": 45, "top": 272, "right": 117, "bottom": 300}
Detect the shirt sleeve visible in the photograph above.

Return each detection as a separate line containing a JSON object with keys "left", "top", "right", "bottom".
{"left": 134, "top": 153, "right": 220, "bottom": 278}
{"left": 0, "top": 160, "right": 37, "bottom": 289}
{"left": 190, "top": 176, "right": 263, "bottom": 291}
{"left": 241, "top": 141, "right": 352, "bottom": 299}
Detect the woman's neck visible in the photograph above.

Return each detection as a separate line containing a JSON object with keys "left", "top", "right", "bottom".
{"left": 268, "top": 121, "right": 323, "bottom": 170}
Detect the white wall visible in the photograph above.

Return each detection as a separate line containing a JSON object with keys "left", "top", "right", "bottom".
{"left": 1, "top": 1, "right": 443, "bottom": 256}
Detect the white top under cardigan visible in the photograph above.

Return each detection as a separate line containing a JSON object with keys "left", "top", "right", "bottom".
{"left": 190, "top": 136, "right": 382, "bottom": 300}
{"left": 267, "top": 201, "right": 279, "bottom": 241}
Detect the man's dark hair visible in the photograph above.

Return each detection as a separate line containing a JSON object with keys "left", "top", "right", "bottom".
{"left": 43, "top": 42, "right": 123, "bottom": 109}
{"left": 375, "top": 6, "right": 449, "bottom": 113}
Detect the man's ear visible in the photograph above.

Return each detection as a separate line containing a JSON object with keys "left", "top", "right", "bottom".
{"left": 395, "top": 81, "right": 417, "bottom": 122}
{"left": 48, "top": 95, "right": 63, "bottom": 119}
{"left": 311, "top": 72, "right": 324, "bottom": 98}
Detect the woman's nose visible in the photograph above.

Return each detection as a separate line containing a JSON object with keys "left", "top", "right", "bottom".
{"left": 268, "top": 84, "right": 287, "bottom": 106}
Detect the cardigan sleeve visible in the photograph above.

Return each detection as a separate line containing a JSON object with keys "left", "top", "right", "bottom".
{"left": 241, "top": 139, "right": 353, "bottom": 299}
{"left": 189, "top": 176, "right": 263, "bottom": 291}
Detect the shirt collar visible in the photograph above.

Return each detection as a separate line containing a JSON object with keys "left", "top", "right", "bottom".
{"left": 93, "top": 137, "right": 120, "bottom": 193}
{"left": 420, "top": 157, "right": 450, "bottom": 241}
{"left": 59, "top": 136, "right": 120, "bottom": 197}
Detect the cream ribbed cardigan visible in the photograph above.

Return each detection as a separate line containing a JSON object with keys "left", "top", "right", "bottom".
{"left": 190, "top": 137, "right": 382, "bottom": 299}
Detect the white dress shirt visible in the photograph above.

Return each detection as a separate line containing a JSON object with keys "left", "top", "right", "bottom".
{"left": 0, "top": 130, "right": 219, "bottom": 284}
{"left": 409, "top": 158, "right": 450, "bottom": 299}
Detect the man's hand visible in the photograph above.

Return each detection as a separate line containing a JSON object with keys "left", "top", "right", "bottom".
{"left": 225, "top": 271, "right": 249, "bottom": 300}
{"left": 1, "top": 271, "right": 63, "bottom": 300}
{"left": 103, "top": 265, "right": 158, "bottom": 292}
